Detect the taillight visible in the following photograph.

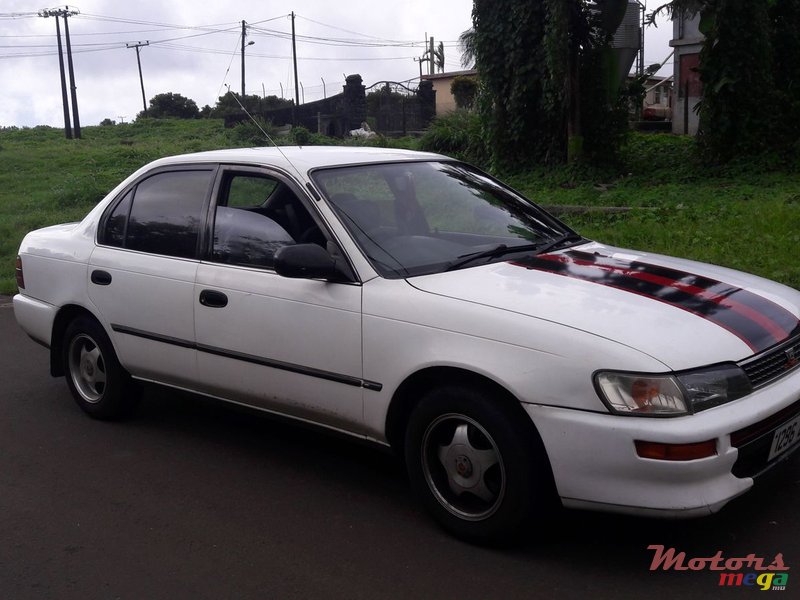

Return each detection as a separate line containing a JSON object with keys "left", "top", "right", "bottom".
{"left": 15, "top": 255, "right": 24, "bottom": 290}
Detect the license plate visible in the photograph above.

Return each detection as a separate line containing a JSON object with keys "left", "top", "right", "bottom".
{"left": 768, "top": 415, "right": 800, "bottom": 461}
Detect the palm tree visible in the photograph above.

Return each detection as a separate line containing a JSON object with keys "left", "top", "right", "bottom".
{"left": 459, "top": 28, "right": 476, "bottom": 69}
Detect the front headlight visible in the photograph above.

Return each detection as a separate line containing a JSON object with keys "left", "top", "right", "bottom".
{"left": 594, "top": 364, "right": 752, "bottom": 417}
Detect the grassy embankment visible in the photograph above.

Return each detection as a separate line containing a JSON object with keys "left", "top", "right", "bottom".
{"left": 1, "top": 119, "right": 799, "bottom": 294}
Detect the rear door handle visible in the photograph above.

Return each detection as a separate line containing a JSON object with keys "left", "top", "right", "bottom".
{"left": 199, "top": 289, "right": 228, "bottom": 308}
{"left": 91, "top": 270, "right": 112, "bottom": 286}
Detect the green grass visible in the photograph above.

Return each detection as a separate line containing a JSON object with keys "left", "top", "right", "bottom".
{"left": 2, "top": 122, "right": 799, "bottom": 293}
{"left": 504, "top": 134, "right": 800, "bottom": 289}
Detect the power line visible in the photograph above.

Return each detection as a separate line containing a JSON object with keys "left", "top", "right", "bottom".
{"left": 0, "top": 12, "right": 39, "bottom": 20}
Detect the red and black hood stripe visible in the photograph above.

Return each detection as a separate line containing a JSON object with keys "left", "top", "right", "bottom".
{"left": 513, "top": 250, "right": 800, "bottom": 353}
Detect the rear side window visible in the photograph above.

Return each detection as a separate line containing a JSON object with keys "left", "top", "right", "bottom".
{"left": 104, "top": 190, "right": 132, "bottom": 248}
{"left": 102, "top": 170, "right": 213, "bottom": 259}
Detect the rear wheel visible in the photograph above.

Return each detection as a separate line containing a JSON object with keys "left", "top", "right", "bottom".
{"left": 405, "top": 385, "right": 553, "bottom": 543}
{"left": 63, "top": 316, "right": 139, "bottom": 419}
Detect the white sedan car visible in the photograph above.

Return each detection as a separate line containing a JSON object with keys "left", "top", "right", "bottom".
{"left": 13, "top": 147, "right": 800, "bottom": 542}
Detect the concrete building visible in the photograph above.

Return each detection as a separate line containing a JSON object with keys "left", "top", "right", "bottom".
{"left": 670, "top": 11, "right": 703, "bottom": 135}
{"left": 420, "top": 69, "right": 477, "bottom": 115}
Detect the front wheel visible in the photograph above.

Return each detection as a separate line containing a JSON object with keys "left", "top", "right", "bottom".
{"left": 63, "top": 316, "right": 139, "bottom": 420}
{"left": 405, "top": 385, "right": 553, "bottom": 543}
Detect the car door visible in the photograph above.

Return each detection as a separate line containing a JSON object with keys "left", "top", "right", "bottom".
{"left": 192, "top": 166, "right": 366, "bottom": 434}
{"left": 88, "top": 166, "right": 216, "bottom": 388}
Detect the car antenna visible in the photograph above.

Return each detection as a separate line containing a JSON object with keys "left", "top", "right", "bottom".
{"left": 225, "top": 86, "right": 306, "bottom": 181}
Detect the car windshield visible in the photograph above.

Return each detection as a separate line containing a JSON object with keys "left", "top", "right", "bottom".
{"left": 311, "top": 161, "right": 579, "bottom": 278}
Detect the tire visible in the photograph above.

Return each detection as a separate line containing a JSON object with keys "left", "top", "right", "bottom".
{"left": 405, "top": 385, "right": 554, "bottom": 544}
{"left": 62, "top": 316, "right": 140, "bottom": 420}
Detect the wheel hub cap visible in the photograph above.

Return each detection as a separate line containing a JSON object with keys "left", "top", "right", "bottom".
{"left": 83, "top": 359, "right": 94, "bottom": 378}
{"left": 455, "top": 455, "right": 473, "bottom": 478}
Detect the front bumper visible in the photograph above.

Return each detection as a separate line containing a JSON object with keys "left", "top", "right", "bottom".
{"left": 525, "top": 368, "right": 800, "bottom": 518}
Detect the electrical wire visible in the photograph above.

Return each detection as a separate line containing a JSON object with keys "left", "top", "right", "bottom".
{"left": 213, "top": 32, "right": 243, "bottom": 103}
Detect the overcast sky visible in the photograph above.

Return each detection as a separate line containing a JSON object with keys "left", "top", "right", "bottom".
{"left": 1, "top": 1, "right": 674, "bottom": 128}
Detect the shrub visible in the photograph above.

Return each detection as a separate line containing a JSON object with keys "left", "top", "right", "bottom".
{"left": 292, "top": 126, "right": 311, "bottom": 145}
{"left": 228, "top": 117, "right": 279, "bottom": 147}
{"left": 419, "top": 110, "right": 488, "bottom": 167}
{"left": 451, "top": 76, "right": 478, "bottom": 110}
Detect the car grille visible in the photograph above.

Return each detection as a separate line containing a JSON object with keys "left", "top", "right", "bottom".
{"left": 730, "top": 399, "right": 800, "bottom": 478}
{"left": 738, "top": 335, "right": 800, "bottom": 388}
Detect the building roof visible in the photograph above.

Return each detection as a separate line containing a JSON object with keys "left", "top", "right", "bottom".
{"left": 421, "top": 69, "right": 478, "bottom": 81}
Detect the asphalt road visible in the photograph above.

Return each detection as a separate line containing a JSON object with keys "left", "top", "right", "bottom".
{"left": 1, "top": 295, "right": 799, "bottom": 599}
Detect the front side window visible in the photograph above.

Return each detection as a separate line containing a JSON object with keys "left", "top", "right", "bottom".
{"left": 209, "top": 172, "right": 322, "bottom": 269}
{"left": 102, "top": 169, "right": 213, "bottom": 259}
{"left": 312, "top": 161, "right": 576, "bottom": 278}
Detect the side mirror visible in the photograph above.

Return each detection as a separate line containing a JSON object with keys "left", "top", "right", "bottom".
{"left": 274, "top": 244, "right": 340, "bottom": 280}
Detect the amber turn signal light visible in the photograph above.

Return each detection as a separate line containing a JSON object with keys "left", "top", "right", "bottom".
{"left": 635, "top": 439, "right": 717, "bottom": 461}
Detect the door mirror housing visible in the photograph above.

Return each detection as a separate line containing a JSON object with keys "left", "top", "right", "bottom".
{"left": 274, "top": 244, "right": 342, "bottom": 280}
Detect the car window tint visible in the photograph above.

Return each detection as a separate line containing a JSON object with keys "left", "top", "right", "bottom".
{"left": 126, "top": 170, "right": 212, "bottom": 259}
{"left": 104, "top": 189, "right": 133, "bottom": 247}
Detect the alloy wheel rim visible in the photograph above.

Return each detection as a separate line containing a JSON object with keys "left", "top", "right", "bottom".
{"left": 67, "top": 334, "right": 107, "bottom": 404}
{"left": 421, "top": 413, "right": 506, "bottom": 521}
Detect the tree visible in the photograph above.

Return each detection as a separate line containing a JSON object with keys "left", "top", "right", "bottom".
{"left": 212, "top": 92, "right": 293, "bottom": 117}
{"left": 770, "top": 0, "right": 800, "bottom": 153}
{"left": 459, "top": 28, "right": 476, "bottom": 69}
{"left": 471, "top": 0, "right": 630, "bottom": 169}
{"left": 650, "top": 0, "right": 800, "bottom": 162}
{"left": 434, "top": 41, "right": 445, "bottom": 73}
{"left": 451, "top": 76, "right": 478, "bottom": 110}
{"left": 697, "top": 1, "right": 777, "bottom": 160}
{"left": 140, "top": 92, "right": 200, "bottom": 119}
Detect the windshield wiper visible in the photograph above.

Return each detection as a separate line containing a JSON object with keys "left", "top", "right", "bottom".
{"left": 531, "top": 232, "right": 585, "bottom": 256}
{"left": 445, "top": 233, "right": 584, "bottom": 272}
{"left": 446, "top": 243, "right": 537, "bottom": 271}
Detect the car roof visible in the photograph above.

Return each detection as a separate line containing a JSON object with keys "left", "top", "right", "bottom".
{"left": 146, "top": 146, "right": 449, "bottom": 175}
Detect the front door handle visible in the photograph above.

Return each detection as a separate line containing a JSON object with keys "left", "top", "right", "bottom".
{"left": 199, "top": 289, "right": 228, "bottom": 308}
{"left": 91, "top": 270, "right": 112, "bottom": 286}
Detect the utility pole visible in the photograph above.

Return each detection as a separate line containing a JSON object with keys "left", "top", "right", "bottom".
{"left": 241, "top": 20, "right": 257, "bottom": 98}
{"left": 429, "top": 36, "right": 434, "bottom": 75}
{"left": 639, "top": 2, "right": 645, "bottom": 78}
{"left": 291, "top": 12, "right": 300, "bottom": 108}
{"left": 38, "top": 6, "right": 77, "bottom": 139}
{"left": 414, "top": 57, "right": 423, "bottom": 79}
{"left": 126, "top": 41, "right": 149, "bottom": 114}
{"left": 62, "top": 10, "right": 81, "bottom": 138}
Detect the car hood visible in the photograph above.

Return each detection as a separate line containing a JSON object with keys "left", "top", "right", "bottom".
{"left": 408, "top": 243, "right": 800, "bottom": 370}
